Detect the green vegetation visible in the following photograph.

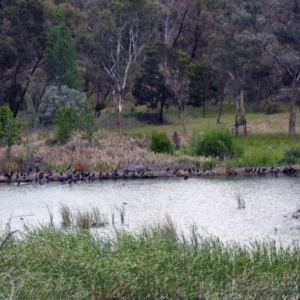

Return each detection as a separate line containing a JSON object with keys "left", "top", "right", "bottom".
{"left": 52, "top": 106, "right": 97, "bottom": 144}
{"left": 1, "top": 218, "right": 300, "bottom": 299}
{"left": 0, "top": 105, "right": 25, "bottom": 157}
{"left": 190, "top": 128, "right": 243, "bottom": 159}
{"left": 60, "top": 204, "right": 108, "bottom": 229}
{"left": 281, "top": 147, "right": 300, "bottom": 165}
{"left": 45, "top": 10, "right": 83, "bottom": 90}
{"left": 53, "top": 106, "right": 79, "bottom": 144}
{"left": 149, "top": 130, "right": 173, "bottom": 154}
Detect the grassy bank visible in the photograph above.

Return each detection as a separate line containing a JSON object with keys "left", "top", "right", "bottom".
{"left": 1, "top": 107, "right": 300, "bottom": 174}
{"left": 1, "top": 218, "right": 300, "bottom": 299}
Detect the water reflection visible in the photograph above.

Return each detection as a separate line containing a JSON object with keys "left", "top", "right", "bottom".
{"left": 1, "top": 176, "right": 300, "bottom": 245}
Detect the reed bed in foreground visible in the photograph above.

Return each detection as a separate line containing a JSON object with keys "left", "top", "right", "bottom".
{"left": 1, "top": 221, "right": 300, "bottom": 299}
{"left": 60, "top": 204, "right": 108, "bottom": 229}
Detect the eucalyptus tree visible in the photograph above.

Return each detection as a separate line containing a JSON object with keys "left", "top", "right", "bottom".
{"left": 211, "top": 0, "right": 272, "bottom": 136}
{"left": 132, "top": 45, "right": 175, "bottom": 125}
{"left": 215, "top": 0, "right": 300, "bottom": 136}
{"left": 0, "top": 0, "right": 46, "bottom": 117}
{"left": 265, "top": 0, "right": 300, "bottom": 136}
{"left": 158, "top": 0, "right": 218, "bottom": 59}
{"left": 93, "top": 0, "right": 164, "bottom": 135}
{"left": 45, "top": 11, "right": 83, "bottom": 91}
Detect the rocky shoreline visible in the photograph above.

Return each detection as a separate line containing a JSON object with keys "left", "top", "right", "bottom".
{"left": 1, "top": 165, "right": 299, "bottom": 184}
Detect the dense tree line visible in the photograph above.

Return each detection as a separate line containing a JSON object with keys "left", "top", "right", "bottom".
{"left": 0, "top": 0, "right": 300, "bottom": 135}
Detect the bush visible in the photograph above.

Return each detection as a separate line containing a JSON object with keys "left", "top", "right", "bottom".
{"left": 281, "top": 148, "right": 300, "bottom": 165}
{"left": 191, "top": 129, "right": 243, "bottom": 159}
{"left": 0, "top": 105, "right": 26, "bottom": 156}
{"left": 54, "top": 107, "right": 79, "bottom": 144}
{"left": 38, "top": 85, "right": 87, "bottom": 125}
{"left": 52, "top": 107, "right": 97, "bottom": 144}
{"left": 79, "top": 109, "right": 98, "bottom": 143}
{"left": 149, "top": 131, "right": 173, "bottom": 154}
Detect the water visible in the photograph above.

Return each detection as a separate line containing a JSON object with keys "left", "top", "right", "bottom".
{"left": 1, "top": 176, "right": 300, "bottom": 245}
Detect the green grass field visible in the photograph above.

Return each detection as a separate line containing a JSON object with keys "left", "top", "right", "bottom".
{"left": 121, "top": 104, "right": 300, "bottom": 168}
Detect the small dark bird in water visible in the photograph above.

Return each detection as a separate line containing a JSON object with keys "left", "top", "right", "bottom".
{"left": 184, "top": 175, "right": 189, "bottom": 180}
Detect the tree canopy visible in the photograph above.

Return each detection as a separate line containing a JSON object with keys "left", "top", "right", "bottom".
{"left": 0, "top": 0, "right": 299, "bottom": 135}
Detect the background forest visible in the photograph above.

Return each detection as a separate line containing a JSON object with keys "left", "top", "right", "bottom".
{"left": 1, "top": 0, "right": 300, "bottom": 133}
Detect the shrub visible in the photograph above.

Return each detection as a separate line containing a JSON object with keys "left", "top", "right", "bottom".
{"left": 54, "top": 106, "right": 79, "bottom": 144}
{"left": 53, "top": 107, "right": 97, "bottom": 144}
{"left": 191, "top": 129, "right": 243, "bottom": 159}
{"left": 281, "top": 148, "right": 300, "bottom": 165}
{"left": 0, "top": 105, "right": 26, "bottom": 157}
{"left": 149, "top": 131, "right": 173, "bottom": 154}
{"left": 79, "top": 109, "right": 98, "bottom": 143}
{"left": 38, "top": 85, "right": 87, "bottom": 125}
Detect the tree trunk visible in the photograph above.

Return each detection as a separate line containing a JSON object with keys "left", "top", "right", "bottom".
{"left": 240, "top": 90, "right": 247, "bottom": 137}
{"left": 217, "top": 95, "right": 224, "bottom": 124}
{"left": 117, "top": 94, "right": 123, "bottom": 136}
{"left": 159, "top": 101, "right": 164, "bottom": 125}
{"left": 179, "top": 99, "right": 187, "bottom": 135}
{"left": 289, "top": 67, "right": 298, "bottom": 136}
{"left": 13, "top": 52, "right": 44, "bottom": 118}
{"left": 234, "top": 94, "right": 240, "bottom": 137}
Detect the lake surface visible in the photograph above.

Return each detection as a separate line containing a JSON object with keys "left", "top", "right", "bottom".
{"left": 1, "top": 176, "right": 300, "bottom": 245}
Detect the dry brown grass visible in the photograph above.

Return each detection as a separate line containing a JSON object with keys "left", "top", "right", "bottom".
{"left": 0, "top": 130, "right": 197, "bottom": 173}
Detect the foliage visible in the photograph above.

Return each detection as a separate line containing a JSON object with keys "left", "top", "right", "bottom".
{"left": 38, "top": 85, "right": 87, "bottom": 125}
{"left": 45, "top": 10, "right": 83, "bottom": 90}
{"left": 79, "top": 108, "right": 98, "bottom": 143}
{"left": 133, "top": 45, "right": 175, "bottom": 125}
{"left": 281, "top": 148, "right": 300, "bottom": 165}
{"left": 0, "top": 0, "right": 46, "bottom": 117}
{"left": 54, "top": 106, "right": 79, "bottom": 144}
{"left": 191, "top": 129, "right": 243, "bottom": 159}
{"left": 53, "top": 106, "right": 97, "bottom": 144}
{"left": 188, "top": 62, "right": 218, "bottom": 111}
{"left": 149, "top": 131, "right": 173, "bottom": 154}
{"left": 0, "top": 105, "right": 25, "bottom": 156}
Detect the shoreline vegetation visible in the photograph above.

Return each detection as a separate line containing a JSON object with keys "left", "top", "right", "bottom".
{"left": 2, "top": 107, "right": 300, "bottom": 184}
{"left": 1, "top": 215, "right": 300, "bottom": 299}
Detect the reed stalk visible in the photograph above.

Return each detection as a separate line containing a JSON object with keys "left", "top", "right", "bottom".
{"left": 236, "top": 193, "right": 246, "bottom": 209}
{"left": 115, "top": 203, "right": 126, "bottom": 225}
{"left": 59, "top": 203, "right": 72, "bottom": 227}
